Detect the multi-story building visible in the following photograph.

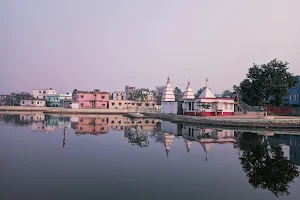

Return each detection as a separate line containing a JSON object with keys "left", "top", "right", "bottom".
{"left": 77, "top": 90, "right": 109, "bottom": 109}
{"left": 284, "top": 76, "right": 300, "bottom": 106}
{"left": 33, "top": 88, "right": 56, "bottom": 99}
{"left": 46, "top": 93, "right": 72, "bottom": 107}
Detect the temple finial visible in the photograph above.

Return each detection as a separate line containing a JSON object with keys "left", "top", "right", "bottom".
{"left": 205, "top": 77, "right": 208, "bottom": 88}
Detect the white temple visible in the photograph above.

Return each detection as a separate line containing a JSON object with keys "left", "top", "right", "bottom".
{"left": 183, "top": 80, "right": 195, "bottom": 100}
{"left": 161, "top": 76, "right": 178, "bottom": 114}
{"left": 182, "top": 78, "right": 235, "bottom": 116}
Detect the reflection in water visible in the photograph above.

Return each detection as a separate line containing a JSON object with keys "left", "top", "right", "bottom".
{"left": 0, "top": 113, "right": 299, "bottom": 198}
{"left": 235, "top": 132, "right": 299, "bottom": 196}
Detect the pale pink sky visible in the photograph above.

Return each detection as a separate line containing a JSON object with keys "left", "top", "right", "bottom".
{"left": 1, "top": 0, "right": 299, "bottom": 94}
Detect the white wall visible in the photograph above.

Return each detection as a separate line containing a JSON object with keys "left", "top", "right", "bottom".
{"left": 71, "top": 103, "right": 79, "bottom": 109}
{"left": 160, "top": 121, "right": 178, "bottom": 135}
{"left": 161, "top": 101, "right": 178, "bottom": 114}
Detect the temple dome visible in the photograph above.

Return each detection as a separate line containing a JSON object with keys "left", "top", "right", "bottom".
{"left": 162, "top": 76, "right": 176, "bottom": 102}
{"left": 183, "top": 81, "right": 195, "bottom": 100}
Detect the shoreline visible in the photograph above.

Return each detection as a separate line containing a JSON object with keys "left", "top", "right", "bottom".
{"left": 0, "top": 106, "right": 159, "bottom": 115}
{"left": 142, "top": 113, "right": 300, "bottom": 129}
{"left": 1, "top": 106, "right": 300, "bottom": 129}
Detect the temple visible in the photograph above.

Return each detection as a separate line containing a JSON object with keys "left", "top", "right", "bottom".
{"left": 161, "top": 76, "right": 178, "bottom": 114}
{"left": 182, "top": 79, "right": 234, "bottom": 116}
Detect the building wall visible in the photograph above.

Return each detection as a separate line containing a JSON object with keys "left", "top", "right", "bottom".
{"left": 109, "top": 100, "right": 157, "bottom": 109}
{"left": 20, "top": 113, "right": 45, "bottom": 121}
{"left": 112, "top": 92, "right": 126, "bottom": 100}
{"left": 183, "top": 98, "right": 234, "bottom": 116}
{"left": 160, "top": 121, "right": 178, "bottom": 135}
{"left": 161, "top": 101, "right": 178, "bottom": 114}
{"left": 21, "top": 100, "right": 45, "bottom": 107}
{"left": 77, "top": 91, "right": 109, "bottom": 109}
{"left": 33, "top": 89, "right": 56, "bottom": 99}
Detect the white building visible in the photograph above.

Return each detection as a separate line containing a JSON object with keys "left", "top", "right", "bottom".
{"left": 33, "top": 88, "right": 56, "bottom": 99}
{"left": 21, "top": 99, "right": 46, "bottom": 107}
{"left": 161, "top": 76, "right": 178, "bottom": 114}
{"left": 182, "top": 79, "right": 235, "bottom": 116}
{"left": 112, "top": 91, "right": 126, "bottom": 100}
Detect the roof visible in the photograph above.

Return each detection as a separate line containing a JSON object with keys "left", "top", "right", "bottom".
{"left": 162, "top": 77, "right": 176, "bottom": 102}
{"left": 199, "top": 87, "right": 216, "bottom": 98}
{"left": 183, "top": 81, "right": 195, "bottom": 100}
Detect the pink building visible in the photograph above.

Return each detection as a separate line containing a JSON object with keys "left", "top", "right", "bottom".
{"left": 77, "top": 90, "right": 109, "bottom": 109}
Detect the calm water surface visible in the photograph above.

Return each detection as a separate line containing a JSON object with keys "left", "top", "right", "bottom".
{"left": 0, "top": 114, "right": 299, "bottom": 200}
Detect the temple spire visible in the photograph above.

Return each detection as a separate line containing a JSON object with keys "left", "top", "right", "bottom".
{"left": 162, "top": 76, "right": 175, "bottom": 102}
{"left": 183, "top": 80, "right": 195, "bottom": 100}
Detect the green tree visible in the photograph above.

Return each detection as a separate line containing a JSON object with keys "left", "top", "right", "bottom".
{"left": 222, "top": 90, "right": 233, "bottom": 98}
{"left": 195, "top": 88, "right": 204, "bottom": 98}
{"left": 240, "top": 59, "right": 298, "bottom": 107}
{"left": 237, "top": 133, "right": 299, "bottom": 197}
{"left": 174, "top": 87, "right": 183, "bottom": 101}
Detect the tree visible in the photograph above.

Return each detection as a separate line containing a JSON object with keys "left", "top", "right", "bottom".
{"left": 237, "top": 132, "right": 299, "bottom": 197}
{"left": 129, "top": 88, "right": 150, "bottom": 112}
{"left": 152, "top": 86, "right": 166, "bottom": 105}
{"left": 174, "top": 87, "right": 183, "bottom": 101}
{"left": 195, "top": 88, "right": 204, "bottom": 98}
{"left": 222, "top": 90, "right": 233, "bottom": 98}
{"left": 72, "top": 89, "right": 78, "bottom": 95}
{"left": 240, "top": 59, "right": 298, "bottom": 107}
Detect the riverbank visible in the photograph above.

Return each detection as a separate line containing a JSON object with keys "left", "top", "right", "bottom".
{"left": 0, "top": 106, "right": 159, "bottom": 114}
{"left": 142, "top": 113, "right": 300, "bottom": 128}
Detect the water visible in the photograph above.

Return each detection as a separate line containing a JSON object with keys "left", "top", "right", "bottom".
{"left": 0, "top": 113, "right": 299, "bottom": 200}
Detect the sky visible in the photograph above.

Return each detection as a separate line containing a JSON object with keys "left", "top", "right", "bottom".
{"left": 1, "top": 0, "right": 299, "bottom": 94}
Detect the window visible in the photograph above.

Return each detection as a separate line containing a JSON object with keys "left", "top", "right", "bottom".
{"left": 290, "top": 95, "right": 293, "bottom": 101}
{"left": 225, "top": 104, "right": 227, "bottom": 109}
{"left": 112, "top": 102, "right": 115, "bottom": 106}
{"left": 102, "top": 96, "right": 105, "bottom": 99}
{"left": 152, "top": 103, "right": 155, "bottom": 106}
{"left": 80, "top": 103, "right": 84, "bottom": 107}
{"left": 49, "top": 98, "right": 51, "bottom": 100}
{"left": 57, "top": 98, "right": 59, "bottom": 100}
{"left": 39, "top": 91, "right": 41, "bottom": 93}
{"left": 81, "top": 95, "right": 84, "bottom": 99}
{"left": 145, "top": 120, "right": 149, "bottom": 124}
{"left": 132, "top": 103, "right": 135, "bottom": 105}
{"left": 102, "top": 104, "right": 105, "bottom": 107}
{"left": 118, "top": 121, "right": 121, "bottom": 124}
{"left": 31, "top": 101, "right": 34, "bottom": 104}
{"left": 22, "top": 101, "right": 25, "bottom": 104}
{"left": 137, "top": 103, "right": 142, "bottom": 106}
{"left": 145, "top": 103, "right": 149, "bottom": 107}
{"left": 111, "top": 120, "right": 114, "bottom": 124}
{"left": 37, "top": 102, "right": 39, "bottom": 104}
{"left": 295, "top": 94, "right": 299, "bottom": 101}
{"left": 119, "top": 103, "right": 122, "bottom": 106}
{"left": 43, "top": 91, "right": 46, "bottom": 94}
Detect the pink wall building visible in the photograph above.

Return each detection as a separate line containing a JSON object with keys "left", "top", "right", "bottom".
{"left": 77, "top": 91, "right": 110, "bottom": 109}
